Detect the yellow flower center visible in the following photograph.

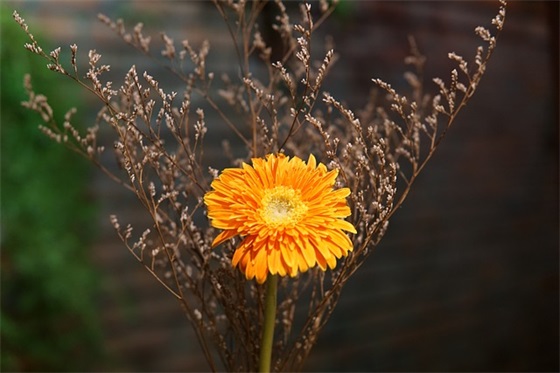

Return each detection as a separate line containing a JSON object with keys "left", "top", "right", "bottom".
{"left": 260, "top": 186, "right": 308, "bottom": 227}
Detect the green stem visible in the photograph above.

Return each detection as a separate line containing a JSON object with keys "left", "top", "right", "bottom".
{"left": 259, "top": 275, "right": 278, "bottom": 373}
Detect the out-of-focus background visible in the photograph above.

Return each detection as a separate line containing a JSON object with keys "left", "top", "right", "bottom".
{"left": 1, "top": 1, "right": 558, "bottom": 371}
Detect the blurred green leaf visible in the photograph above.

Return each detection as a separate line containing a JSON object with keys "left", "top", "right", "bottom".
{"left": 1, "top": 6, "right": 105, "bottom": 371}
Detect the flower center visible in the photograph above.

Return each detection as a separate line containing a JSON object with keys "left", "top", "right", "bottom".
{"left": 260, "top": 186, "right": 308, "bottom": 227}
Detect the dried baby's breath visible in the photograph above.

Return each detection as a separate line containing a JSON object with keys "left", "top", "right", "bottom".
{"left": 14, "top": 2, "right": 506, "bottom": 371}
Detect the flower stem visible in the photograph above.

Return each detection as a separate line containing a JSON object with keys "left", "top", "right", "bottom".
{"left": 259, "top": 275, "right": 278, "bottom": 373}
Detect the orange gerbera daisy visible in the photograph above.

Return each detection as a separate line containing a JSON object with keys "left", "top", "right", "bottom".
{"left": 204, "top": 153, "right": 356, "bottom": 284}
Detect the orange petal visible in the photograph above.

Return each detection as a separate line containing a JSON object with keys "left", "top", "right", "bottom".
{"left": 212, "top": 229, "right": 238, "bottom": 247}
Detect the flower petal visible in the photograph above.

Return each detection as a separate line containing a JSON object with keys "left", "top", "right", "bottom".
{"left": 204, "top": 153, "right": 356, "bottom": 281}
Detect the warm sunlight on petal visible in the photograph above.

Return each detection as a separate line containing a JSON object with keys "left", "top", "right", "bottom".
{"left": 204, "top": 153, "right": 355, "bottom": 284}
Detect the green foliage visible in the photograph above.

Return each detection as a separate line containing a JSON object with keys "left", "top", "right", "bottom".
{"left": 1, "top": 7, "right": 104, "bottom": 371}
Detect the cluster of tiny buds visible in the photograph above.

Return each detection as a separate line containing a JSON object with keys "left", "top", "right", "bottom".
{"left": 14, "top": 2, "right": 506, "bottom": 371}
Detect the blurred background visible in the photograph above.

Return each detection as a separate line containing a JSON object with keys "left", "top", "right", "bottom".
{"left": 1, "top": 1, "right": 558, "bottom": 371}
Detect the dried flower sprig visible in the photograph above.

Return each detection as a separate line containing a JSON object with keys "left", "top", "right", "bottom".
{"left": 14, "top": 1, "right": 506, "bottom": 371}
